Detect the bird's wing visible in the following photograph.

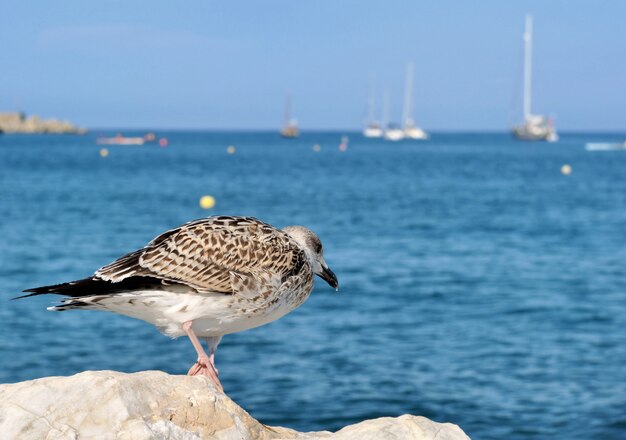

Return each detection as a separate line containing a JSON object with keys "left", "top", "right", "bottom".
{"left": 94, "top": 216, "right": 305, "bottom": 294}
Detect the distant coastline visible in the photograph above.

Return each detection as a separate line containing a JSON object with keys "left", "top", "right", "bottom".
{"left": 0, "top": 112, "right": 86, "bottom": 134}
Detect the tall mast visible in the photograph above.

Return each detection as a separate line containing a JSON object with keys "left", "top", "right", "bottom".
{"left": 382, "top": 88, "right": 390, "bottom": 127}
{"left": 403, "top": 62, "right": 414, "bottom": 127}
{"left": 523, "top": 14, "right": 533, "bottom": 120}
{"left": 367, "top": 75, "right": 376, "bottom": 122}
{"left": 284, "top": 92, "right": 293, "bottom": 126}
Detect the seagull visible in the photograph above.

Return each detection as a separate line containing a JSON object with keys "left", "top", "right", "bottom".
{"left": 18, "top": 216, "right": 338, "bottom": 391}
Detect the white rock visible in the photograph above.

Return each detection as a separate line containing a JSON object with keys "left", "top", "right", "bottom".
{"left": 0, "top": 371, "right": 470, "bottom": 440}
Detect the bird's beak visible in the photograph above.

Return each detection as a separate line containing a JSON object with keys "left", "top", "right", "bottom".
{"left": 318, "top": 265, "right": 339, "bottom": 291}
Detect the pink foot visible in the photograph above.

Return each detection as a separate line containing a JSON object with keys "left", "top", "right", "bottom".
{"left": 188, "top": 354, "right": 223, "bottom": 392}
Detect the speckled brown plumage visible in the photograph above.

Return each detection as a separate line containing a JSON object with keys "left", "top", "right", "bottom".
{"left": 95, "top": 216, "right": 309, "bottom": 295}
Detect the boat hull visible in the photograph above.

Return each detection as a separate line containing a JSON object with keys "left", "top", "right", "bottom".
{"left": 512, "top": 117, "right": 558, "bottom": 142}
{"left": 280, "top": 126, "right": 300, "bottom": 138}
{"left": 511, "top": 128, "right": 558, "bottom": 142}
{"left": 363, "top": 127, "right": 383, "bottom": 138}
{"left": 404, "top": 127, "right": 429, "bottom": 140}
{"left": 96, "top": 137, "right": 145, "bottom": 145}
{"left": 384, "top": 129, "right": 404, "bottom": 141}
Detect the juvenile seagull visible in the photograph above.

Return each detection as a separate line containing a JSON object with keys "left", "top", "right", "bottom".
{"left": 19, "top": 216, "right": 338, "bottom": 391}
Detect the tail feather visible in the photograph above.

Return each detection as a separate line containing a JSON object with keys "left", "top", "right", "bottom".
{"left": 14, "top": 279, "right": 97, "bottom": 300}
{"left": 16, "top": 276, "right": 166, "bottom": 301}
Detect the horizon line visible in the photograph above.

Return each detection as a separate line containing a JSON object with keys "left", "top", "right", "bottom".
{"left": 84, "top": 127, "right": 626, "bottom": 135}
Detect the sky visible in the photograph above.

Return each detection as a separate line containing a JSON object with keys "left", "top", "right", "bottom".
{"left": 1, "top": 1, "right": 624, "bottom": 131}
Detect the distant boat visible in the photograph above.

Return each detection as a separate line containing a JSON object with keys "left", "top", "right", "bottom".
{"left": 402, "top": 63, "right": 429, "bottom": 140}
{"left": 364, "top": 121, "right": 383, "bottom": 138}
{"left": 511, "top": 15, "right": 558, "bottom": 142}
{"left": 585, "top": 142, "right": 626, "bottom": 151}
{"left": 363, "top": 76, "right": 383, "bottom": 138}
{"left": 404, "top": 124, "right": 429, "bottom": 141}
{"left": 280, "top": 93, "right": 300, "bottom": 138}
{"left": 382, "top": 88, "right": 404, "bottom": 141}
{"left": 384, "top": 124, "right": 404, "bottom": 142}
{"left": 96, "top": 134, "right": 145, "bottom": 145}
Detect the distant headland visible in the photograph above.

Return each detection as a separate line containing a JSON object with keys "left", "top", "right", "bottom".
{"left": 0, "top": 111, "right": 86, "bottom": 134}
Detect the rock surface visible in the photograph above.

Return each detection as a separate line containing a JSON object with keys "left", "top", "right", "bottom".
{"left": 0, "top": 371, "right": 470, "bottom": 440}
{"left": 0, "top": 111, "right": 86, "bottom": 134}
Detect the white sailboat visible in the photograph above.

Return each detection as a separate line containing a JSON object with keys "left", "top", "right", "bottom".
{"left": 383, "top": 88, "right": 404, "bottom": 141}
{"left": 511, "top": 15, "right": 558, "bottom": 142}
{"left": 280, "top": 93, "right": 299, "bottom": 138}
{"left": 363, "top": 76, "right": 383, "bottom": 138}
{"left": 403, "top": 63, "right": 429, "bottom": 140}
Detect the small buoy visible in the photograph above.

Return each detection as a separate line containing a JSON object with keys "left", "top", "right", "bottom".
{"left": 159, "top": 138, "right": 168, "bottom": 147}
{"left": 227, "top": 145, "right": 236, "bottom": 154}
{"left": 561, "top": 164, "right": 572, "bottom": 175}
{"left": 313, "top": 144, "right": 321, "bottom": 152}
{"left": 99, "top": 148, "right": 109, "bottom": 158}
{"left": 339, "top": 143, "right": 348, "bottom": 152}
{"left": 199, "top": 195, "right": 216, "bottom": 209}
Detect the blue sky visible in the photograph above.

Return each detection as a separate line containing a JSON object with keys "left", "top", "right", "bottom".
{"left": 1, "top": 1, "right": 624, "bottom": 130}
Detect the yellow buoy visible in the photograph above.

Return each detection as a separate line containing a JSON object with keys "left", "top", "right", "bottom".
{"left": 561, "top": 164, "right": 572, "bottom": 175}
{"left": 313, "top": 144, "right": 321, "bottom": 152}
{"left": 99, "top": 148, "right": 109, "bottom": 158}
{"left": 227, "top": 145, "right": 236, "bottom": 154}
{"left": 199, "top": 195, "right": 216, "bottom": 209}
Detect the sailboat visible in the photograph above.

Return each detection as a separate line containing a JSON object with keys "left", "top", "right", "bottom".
{"left": 511, "top": 15, "right": 558, "bottom": 142}
{"left": 280, "top": 93, "right": 300, "bottom": 138}
{"left": 403, "top": 63, "right": 429, "bottom": 140}
{"left": 383, "top": 88, "right": 404, "bottom": 141}
{"left": 363, "top": 76, "right": 383, "bottom": 138}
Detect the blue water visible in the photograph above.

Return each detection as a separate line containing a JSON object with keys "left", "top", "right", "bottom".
{"left": 1, "top": 131, "right": 626, "bottom": 439}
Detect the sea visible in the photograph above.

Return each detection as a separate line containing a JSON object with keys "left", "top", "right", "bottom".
{"left": 1, "top": 131, "right": 625, "bottom": 439}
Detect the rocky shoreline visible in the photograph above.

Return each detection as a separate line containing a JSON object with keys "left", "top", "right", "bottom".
{"left": 0, "top": 370, "right": 470, "bottom": 439}
{"left": 0, "top": 111, "right": 86, "bottom": 134}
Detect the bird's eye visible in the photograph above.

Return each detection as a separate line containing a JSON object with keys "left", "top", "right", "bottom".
{"left": 316, "top": 244, "right": 322, "bottom": 254}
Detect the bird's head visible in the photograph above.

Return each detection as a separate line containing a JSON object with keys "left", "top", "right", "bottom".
{"left": 283, "top": 226, "right": 339, "bottom": 290}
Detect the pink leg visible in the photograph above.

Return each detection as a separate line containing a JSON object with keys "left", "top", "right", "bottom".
{"left": 206, "top": 335, "right": 222, "bottom": 377}
{"left": 182, "top": 321, "right": 223, "bottom": 392}
{"left": 208, "top": 352, "right": 218, "bottom": 376}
